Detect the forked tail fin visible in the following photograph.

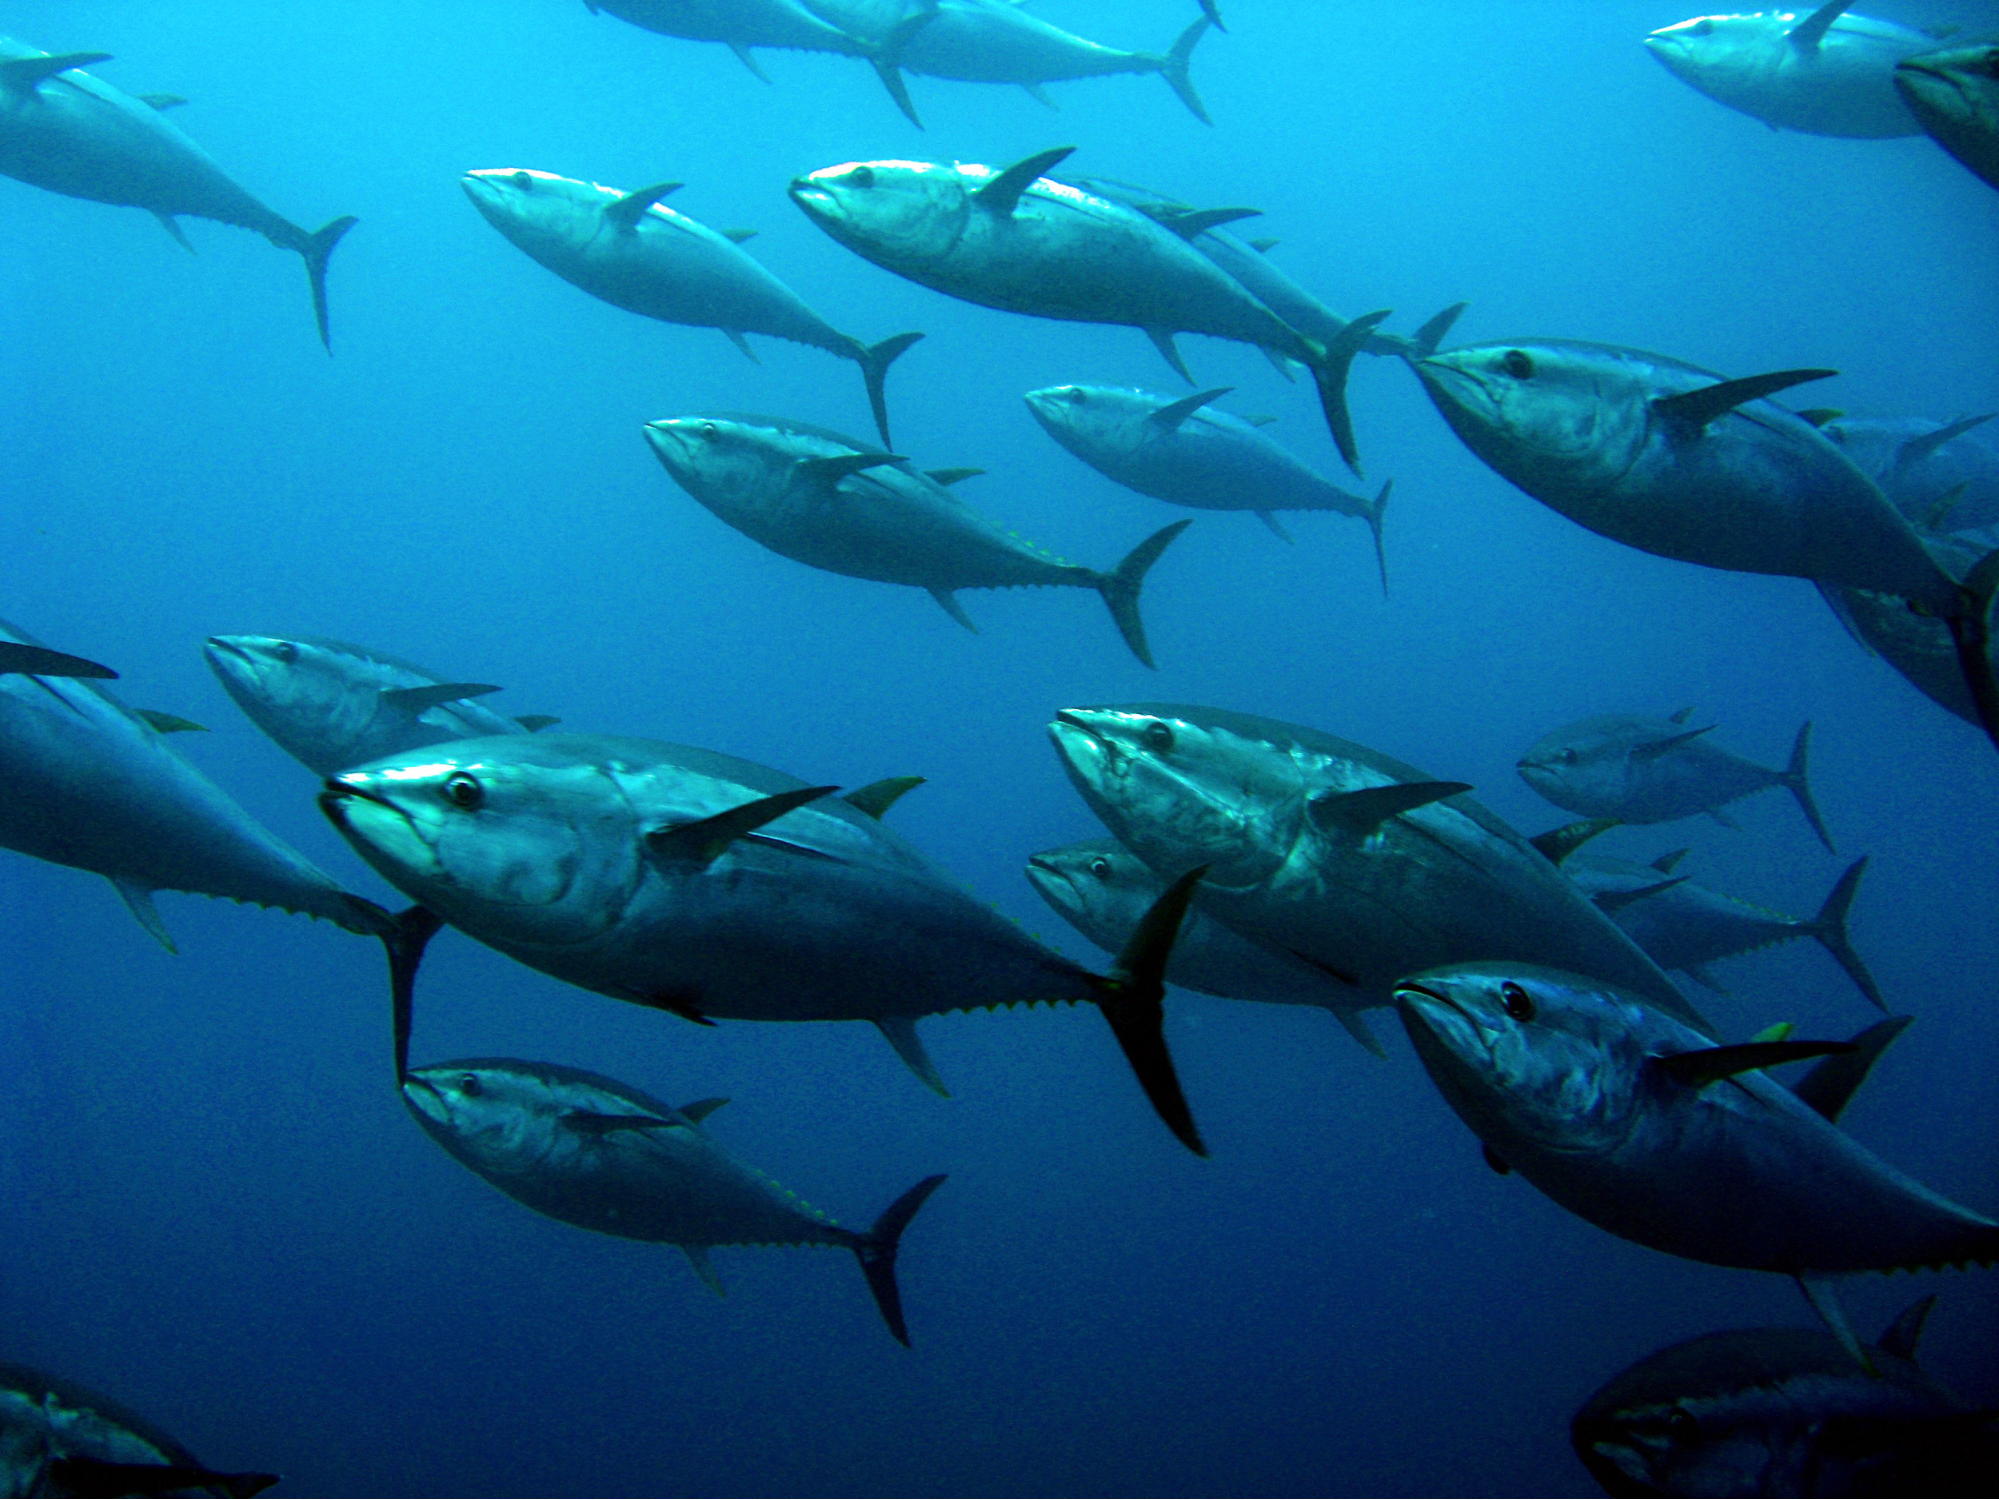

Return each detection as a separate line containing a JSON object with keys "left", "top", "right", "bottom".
{"left": 1308, "top": 309, "right": 1393, "bottom": 476}
{"left": 1945, "top": 547, "right": 1999, "bottom": 756}
{"left": 1364, "top": 479, "right": 1392, "bottom": 598}
{"left": 1782, "top": 721, "right": 1835, "bottom": 853}
{"left": 298, "top": 215, "right": 359, "bottom": 352}
{"left": 1151, "top": 17, "right": 1213, "bottom": 124}
{"left": 1807, "top": 857, "right": 1886, "bottom": 1012}
{"left": 351, "top": 902, "right": 446, "bottom": 1081}
{"left": 1092, "top": 865, "right": 1210, "bottom": 1156}
{"left": 1097, "top": 519, "right": 1192, "bottom": 668}
{"left": 855, "top": 331, "right": 924, "bottom": 447}
{"left": 853, "top": 1174, "right": 947, "bottom": 1345}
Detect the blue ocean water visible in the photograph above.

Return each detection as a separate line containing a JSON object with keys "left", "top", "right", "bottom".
{"left": 2, "top": 1, "right": 1996, "bottom": 1493}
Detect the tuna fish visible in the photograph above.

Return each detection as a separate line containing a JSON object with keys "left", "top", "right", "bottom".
{"left": 204, "top": 634, "right": 543, "bottom": 778}
{"left": 1517, "top": 713, "right": 1832, "bottom": 852}
{"left": 1898, "top": 42, "right": 1999, "bottom": 190}
{"left": 462, "top": 167, "right": 921, "bottom": 446}
{"left": 1412, "top": 339, "right": 1999, "bottom": 751}
{"left": 321, "top": 733, "right": 1210, "bottom": 1153}
{"left": 0, "top": 37, "right": 356, "bottom": 348}
{"left": 1821, "top": 529, "right": 1989, "bottom": 727}
{"left": 402, "top": 1059, "right": 945, "bottom": 1344}
{"left": 1395, "top": 963, "right": 1996, "bottom": 1361}
{"left": 789, "top": 146, "right": 1392, "bottom": 473}
{"left": 0, "top": 1360, "right": 277, "bottom": 1497}
{"left": 0, "top": 615, "right": 413, "bottom": 959}
{"left": 1023, "top": 384, "right": 1393, "bottom": 593}
{"left": 819, "top": 3, "right": 1214, "bottom": 124}
{"left": 1815, "top": 412, "right": 1999, "bottom": 532}
{"left": 1047, "top": 704, "right": 1712, "bottom": 1036}
{"left": 1643, "top": 3, "right": 1929, "bottom": 137}
{"left": 1026, "top": 837, "right": 1389, "bottom": 1057}
{"left": 643, "top": 412, "right": 1189, "bottom": 666}
{"left": 1565, "top": 848, "right": 1884, "bottom": 1011}
{"left": 1572, "top": 1298, "right": 1999, "bottom": 1497}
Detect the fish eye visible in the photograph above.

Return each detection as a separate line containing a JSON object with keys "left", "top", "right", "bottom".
{"left": 1558, "top": 747, "right": 1577, "bottom": 765}
{"left": 457, "top": 1072, "right": 482, "bottom": 1096}
{"left": 273, "top": 641, "right": 299, "bottom": 664}
{"left": 1666, "top": 1406, "right": 1698, "bottom": 1438}
{"left": 1500, "top": 981, "right": 1536, "bottom": 1022}
{"left": 512, "top": 171, "right": 533, "bottom": 190}
{"left": 1502, "top": 349, "right": 1535, "bottom": 380}
{"left": 1141, "top": 721, "right": 1175, "bottom": 754}
{"left": 443, "top": 773, "right": 484, "bottom": 810}
{"left": 1064, "top": 389, "right": 1087, "bottom": 404}
{"left": 1088, "top": 857, "right": 1113, "bottom": 880}
{"left": 699, "top": 421, "right": 719, "bottom": 439}
{"left": 845, "top": 166, "right": 875, "bottom": 189}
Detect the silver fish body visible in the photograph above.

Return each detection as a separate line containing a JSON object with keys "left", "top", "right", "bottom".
{"left": 1820, "top": 413, "right": 1999, "bottom": 532}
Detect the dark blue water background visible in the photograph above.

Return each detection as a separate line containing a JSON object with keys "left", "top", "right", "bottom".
{"left": 2, "top": 2, "right": 1996, "bottom": 1493}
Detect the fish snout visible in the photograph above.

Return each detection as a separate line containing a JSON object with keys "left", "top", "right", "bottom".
{"left": 788, "top": 179, "right": 836, "bottom": 219}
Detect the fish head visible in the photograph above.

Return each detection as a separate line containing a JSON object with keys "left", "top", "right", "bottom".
{"left": 1023, "top": 385, "right": 1135, "bottom": 452}
{"left": 1416, "top": 342, "right": 1647, "bottom": 504}
{"left": 204, "top": 635, "right": 379, "bottom": 755}
{"left": 1394, "top": 963, "right": 1651, "bottom": 1154}
{"left": 1573, "top": 1383, "right": 1807, "bottom": 1498}
{"left": 1048, "top": 706, "right": 1306, "bottom": 886}
{"left": 401, "top": 1062, "right": 551, "bottom": 1169}
{"left": 1644, "top": 15, "right": 1777, "bottom": 99}
{"left": 789, "top": 158, "right": 968, "bottom": 268}
{"left": 643, "top": 415, "right": 804, "bottom": 518}
{"left": 321, "top": 737, "right": 645, "bottom": 946}
{"left": 461, "top": 168, "right": 597, "bottom": 260}
{"left": 1024, "top": 838, "right": 1160, "bottom": 948}
{"left": 1896, "top": 45, "right": 1999, "bottom": 133}
{"left": 1516, "top": 717, "right": 1637, "bottom": 812}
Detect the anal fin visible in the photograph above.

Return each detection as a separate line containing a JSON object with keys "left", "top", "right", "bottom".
{"left": 1328, "top": 1005, "right": 1387, "bottom": 1059}
{"left": 928, "top": 588, "right": 979, "bottom": 633}
{"left": 110, "top": 877, "right": 176, "bottom": 954}
{"left": 681, "top": 1243, "right": 725, "bottom": 1296}
{"left": 874, "top": 1015, "right": 949, "bottom": 1096}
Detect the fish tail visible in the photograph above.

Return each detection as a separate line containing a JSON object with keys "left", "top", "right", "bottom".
{"left": 297, "top": 215, "right": 359, "bottom": 352}
{"left": 345, "top": 901, "right": 447, "bottom": 1081}
{"left": 868, "top": 2, "right": 938, "bottom": 128}
{"left": 1151, "top": 16, "right": 1213, "bottom": 125}
{"left": 853, "top": 1174, "right": 947, "bottom": 1346}
{"left": 1782, "top": 720, "right": 1835, "bottom": 854}
{"left": 1365, "top": 479, "right": 1392, "bottom": 598}
{"left": 1943, "top": 547, "right": 1999, "bottom": 756}
{"left": 1305, "top": 309, "right": 1393, "bottom": 477}
{"left": 855, "top": 331, "right": 924, "bottom": 447}
{"left": 1096, "top": 519, "right": 1192, "bottom": 669}
{"left": 1090, "top": 866, "right": 1210, "bottom": 1156}
{"left": 1807, "top": 857, "right": 1887, "bottom": 1013}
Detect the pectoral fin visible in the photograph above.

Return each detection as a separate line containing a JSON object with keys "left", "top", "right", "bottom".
{"left": 1655, "top": 1039, "right": 1857, "bottom": 1090}
{"left": 1149, "top": 386, "right": 1233, "bottom": 430}
{"left": 1309, "top": 781, "right": 1471, "bottom": 837}
{"left": 603, "top": 181, "right": 682, "bottom": 229}
{"left": 0, "top": 643, "right": 117, "bottom": 678}
{"left": 645, "top": 786, "right": 839, "bottom": 868}
{"left": 795, "top": 452, "right": 907, "bottom": 487}
{"left": 379, "top": 682, "right": 502, "bottom": 714}
{"left": 563, "top": 1109, "right": 677, "bottom": 1136}
{"left": 975, "top": 146, "right": 1076, "bottom": 217}
{"left": 1652, "top": 370, "right": 1838, "bottom": 434}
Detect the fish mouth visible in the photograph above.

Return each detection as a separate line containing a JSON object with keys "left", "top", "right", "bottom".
{"left": 788, "top": 180, "right": 835, "bottom": 218}
{"left": 204, "top": 635, "right": 251, "bottom": 663}
{"left": 399, "top": 1074, "right": 450, "bottom": 1126}
{"left": 1394, "top": 980, "right": 1495, "bottom": 1050}
{"left": 320, "top": 779, "right": 438, "bottom": 879}
{"left": 1023, "top": 853, "right": 1078, "bottom": 907}
{"left": 1413, "top": 354, "right": 1496, "bottom": 413}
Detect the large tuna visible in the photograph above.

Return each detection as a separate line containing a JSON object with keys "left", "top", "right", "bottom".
{"left": 321, "top": 733, "right": 1210, "bottom": 1153}
{"left": 789, "top": 146, "right": 1391, "bottom": 473}
{"left": 1048, "top": 703, "right": 1712, "bottom": 1035}
{"left": 0, "top": 37, "right": 356, "bottom": 347}
{"left": 463, "top": 167, "right": 920, "bottom": 446}
{"left": 1815, "top": 412, "right": 1999, "bottom": 532}
{"left": 1898, "top": 42, "right": 1999, "bottom": 190}
{"left": 643, "top": 412, "right": 1189, "bottom": 666}
{"left": 402, "top": 1059, "right": 945, "bottom": 1344}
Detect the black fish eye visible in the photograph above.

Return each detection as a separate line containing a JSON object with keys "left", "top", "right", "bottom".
{"left": 443, "top": 773, "right": 484, "bottom": 810}
{"left": 1984, "top": 49, "right": 1999, "bottom": 80}
{"left": 1142, "top": 721, "right": 1175, "bottom": 754}
{"left": 1558, "top": 747, "right": 1577, "bottom": 765}
{"left": 274, "top": 641, "right": 299, "bottom": 664}
{"left": 700, "top": 421, "right": 719, "bottom": 439}
{"left": 846, "top": 166, "right": 875, "bottom": 189}
{"left": 1502, "top": 349, "right": 1535, "bottom": 380}
{"left": 1088, "top": 857, "right": 1112, "bottom": 880}
{"left": 512, "top": 171, "right": 533, "bottom": 190}
{"left": 1501, "top": 981, "right": 1535, "bottom": 1021}
{"left": 458, "top": 1073, "right": 482, "bottom": 1096}
{"left": 1065, "top": 389, "right": 1087, "bottom": 404}
{"left": 1667, "top": 1406, "right": 1698, "bottom": 1438}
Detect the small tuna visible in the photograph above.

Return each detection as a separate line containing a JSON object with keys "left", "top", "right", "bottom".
{"left": 643, "top": 412, "right": 1189, "bottom": 666}
{"left": 1897, "top": 42, "right": 1999, "bottom": 191}
{"left": 1026, "top": 837, "right": 1388, "bottom": 1057}
{"left": 0, "top": 37, "right": 356, "bottom": 347}
{"left": 1518, "top": 713, "right": 1832, "bottom": 852}
{"left": 463, "top": 167, "right": 920, "bottom": 446}
{"left": 1412, "top": 338, "right": 1999, "bottom": 751}
{"left": 1566, "top": 848, "right": 1884, "bottom": 1011}
{"left": 402, "top": 1060, "right": 945, "bottom": 1344}
{"left": 205, "top": 634, "right": 543, "bottom": 777}
{"left": 1396, "top": 964, "right": 1996, "bottom": 1362}
{"left": 790, "top": 146, "right": 1391, "bottom": 473}
{"left": 321, "top": 733, "right": 1209, "bottom": 1153}
{"left": 1644, "top": 3, "right": 1930, "bottom": 137}
{"left": 0, "top": 1360, "right": 277, "bottom": 1497}
{"left": 1024, "top": 384, "right": 1393, "bottom": 593}
{"left": 1573, "top": 1297, "right": 1999, "bottom": 1497}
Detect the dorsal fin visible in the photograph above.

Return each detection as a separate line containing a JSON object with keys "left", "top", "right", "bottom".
{"left": 514, "top": 714, "right": 560, "bottom": 732}
{"left": 1150, "top": 387, "right": 1233, "bottom": 430}
{"left": 924, "top": 467, "right": 984, "bottom": 486}
{"left": 379, "top": 682, "right": 502, "bottom": 715}
{"left": 1791, "top": 1014, "right": 1913, "bottom": 1123}
{"left": 1529, "top": 817, "right": 1619, "bottom": 865}
{"left": 138, "top": 92, "right": 187, "bottom": 111}
{"left": 976, "top": 147, "right": 1076, "bottom": 217}
{"left": 677, "top": 1097, "right": 729, "bottom": 1123}
{"left": 720, "top": 227, "right": 758, "bottom": 244}
{"left": 843, "top": 776, "right": 924, "bottom": 820}
{"left": 1876, "top": 1293, "right": 1936, "bottom": 1361}
{"left": 602, "top": 181, "right": 681, "bottom": 229}
{"left": 1795, "top": 407, "right": 1844, "bottom": 428}
{"left": 1790, "top": 0, "right": 1855, "bottom": 49}
{"left": 1669, "top": 705, "right": 1695, "bottom": 724}
{"left": 1650, "top": 848, "right": 1690, "bottom": 874}
{"left": 1248, "top": 236, "right": 1279, "bottom": 253}
{"left": 1310, "top": 781, "right": 1471, "bottom": 837}
{"left": 0, "top": 53, "right": 113, "bottom": 92}
{"left": 135, "top": 710, "right": 207, "bottom": 734}
{"left": 1924, "top": 481, "right": 1969, "bottom": 532}
{"left": 1655, "top": 1039, "right": 1857, "bottom": 1090}
{"left": 1653, "top": 370, "right": 1838, "bottom": 434}
{"left": 1157, "top": 206, "right": 1262, "bottom": 241}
